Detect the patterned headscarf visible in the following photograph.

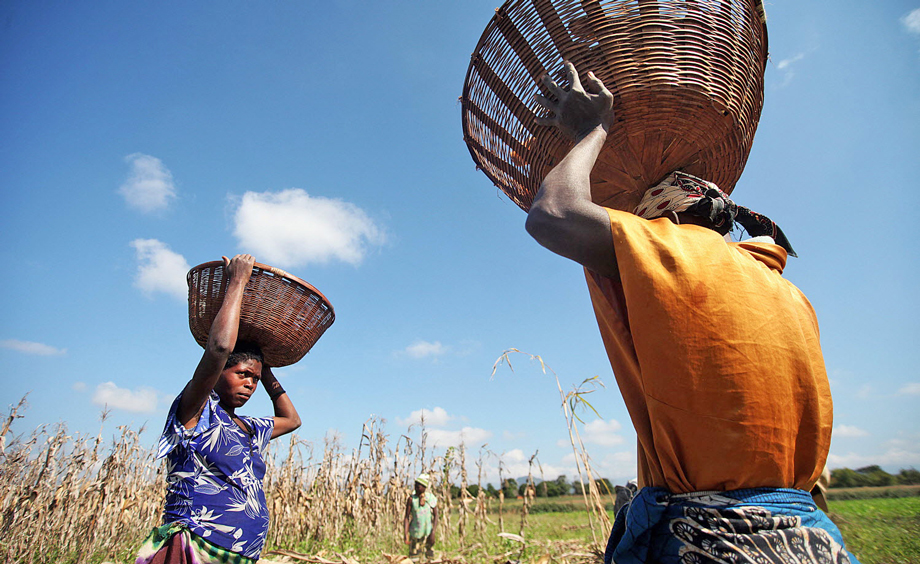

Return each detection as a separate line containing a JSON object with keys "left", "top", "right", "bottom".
{"left": 634, "top": 171, "right": 796, "bottom": 257}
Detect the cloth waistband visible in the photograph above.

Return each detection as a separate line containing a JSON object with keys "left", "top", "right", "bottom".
{"left": 604, "top": 486, "right": 857, "bottom": 564}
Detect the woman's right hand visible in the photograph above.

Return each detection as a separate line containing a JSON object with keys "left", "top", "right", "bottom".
{"left": 223, "top": 254, "right": 255, "bottom": 286}
{"left": 534, "top": 61, "right": 614, "bottom": 141}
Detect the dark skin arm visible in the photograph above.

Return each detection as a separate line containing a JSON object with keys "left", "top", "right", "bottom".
{"left": 525, "top": 62, "right": 620, "bottom": 279}
{"left": 177, "top": 254, "right": 254, "bottom": 430}
{"left": 262, "top": 366, "right": 301, "bottom": 439}
{"left": 428, "top": 505, "right": 438, "bottom": 545}
{"left": 403, "top": 497, "right": 412, "bottom": 544}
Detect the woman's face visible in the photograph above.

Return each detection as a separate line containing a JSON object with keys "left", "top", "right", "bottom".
{"left": 215, "top": 358, "right": 262, "bottom": 409}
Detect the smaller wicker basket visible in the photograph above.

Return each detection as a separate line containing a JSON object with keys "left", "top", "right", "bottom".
{"left": 187, "top": 261, "right": 335, "bottom": 368}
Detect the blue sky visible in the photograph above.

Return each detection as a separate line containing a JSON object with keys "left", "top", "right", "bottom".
{"left": 1, "top": 1, "right": 918, "bottom": 485}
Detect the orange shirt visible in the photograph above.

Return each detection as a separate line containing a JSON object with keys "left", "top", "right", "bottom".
{"left": 586, "top": 209, "right": 832, "bottom": 493}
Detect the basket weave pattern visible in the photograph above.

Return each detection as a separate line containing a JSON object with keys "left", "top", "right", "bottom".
{"left": 187, "top": 262, "right": 335, "bottom": 368}
{"left": 462, "top": 0, "right": 768, "bottom": 212}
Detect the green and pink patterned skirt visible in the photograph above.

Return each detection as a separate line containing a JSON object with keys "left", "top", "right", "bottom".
{"left": 135, "top": 523, "right": 256, "bottom": 564}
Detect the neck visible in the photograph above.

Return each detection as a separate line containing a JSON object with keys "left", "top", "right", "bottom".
{"left": 219, "top": 400, "right": 236, "bottom": 417}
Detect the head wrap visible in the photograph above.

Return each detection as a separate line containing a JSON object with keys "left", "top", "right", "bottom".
{"left": 634, "top": 171, "right": 796, "bottom": 257}
{"left": 415, "top": 473, "right": 430, "bottom": 488}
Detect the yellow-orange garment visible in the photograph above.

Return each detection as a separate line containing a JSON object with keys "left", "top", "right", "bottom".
{"left": 586, "top": 208, "right": 832, "bottom": 494}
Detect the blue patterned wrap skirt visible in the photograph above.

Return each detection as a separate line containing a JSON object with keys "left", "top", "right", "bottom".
{"left": 604, "top": 487, "right": 860, "bottom": 564}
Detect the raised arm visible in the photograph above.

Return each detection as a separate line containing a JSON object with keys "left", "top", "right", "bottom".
{"left": 524, "top": 62, "right": 619, "bottom": 278}
{"left": 261, "top": 365, "right": 301, "bottom": 439}
{"left": 177, "top": 254, "right": 255, "bottom": 428}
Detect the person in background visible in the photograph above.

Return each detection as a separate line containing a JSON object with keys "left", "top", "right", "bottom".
{"left": 812, "top": 466, "right": 833, "bottom": 512}
{"left": 404, "top": 473, "right": 439, "bottom": 559}
{"left": 613, "top": 479, "right": 638, "bottom": 517}
{"left": 525, "top": 62, "right": 859, "bottom": 564}
{"left": 136, "top": 254, "right": 302, "bottom": 564}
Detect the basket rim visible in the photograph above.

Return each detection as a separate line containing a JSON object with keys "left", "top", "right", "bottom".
{"left": 187, "top": 260, "right": 335, "bottom": 317}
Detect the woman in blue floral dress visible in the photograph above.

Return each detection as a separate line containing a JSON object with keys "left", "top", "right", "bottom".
{"left": 136, "top": 254, "right": 302, "bottom": 564}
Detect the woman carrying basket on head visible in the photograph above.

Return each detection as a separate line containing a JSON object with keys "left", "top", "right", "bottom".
{"left": 136, "top": 254, "right": 302, "bottom": 564}
{"left": 526, "top": 63, "right": 860, "bottom": 564}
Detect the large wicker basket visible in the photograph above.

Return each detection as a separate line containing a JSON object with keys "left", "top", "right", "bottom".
{"left": 187, "top": 261, "right": 335, "bottom": 367}
{"left": 462, "top": 0, "right": 768, "bottom": 212}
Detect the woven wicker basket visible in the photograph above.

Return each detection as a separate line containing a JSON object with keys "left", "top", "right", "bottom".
{"left": 462, "top": 0, "right": 768, "bottom": 212}
{"left": 187, "top": 261, "right": 335, "bottom": 368}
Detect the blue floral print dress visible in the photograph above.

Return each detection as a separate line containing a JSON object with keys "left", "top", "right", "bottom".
{"left": 156, "top": 392, "right": 275, "bottom": 560}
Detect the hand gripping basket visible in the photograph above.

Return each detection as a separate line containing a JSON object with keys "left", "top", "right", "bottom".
{"left": 462, "top": 0, "right": 768, "bottom": 212}
{"left": 187, "top": 261, "right": 335, "bottom": 367}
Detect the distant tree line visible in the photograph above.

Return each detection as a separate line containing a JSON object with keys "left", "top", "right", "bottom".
{"left": 446, "top": 467, "right": 920, "bottom": 498}
{"left": 830, "top": 466, "right": 920, "bottom": 488}
{"left": 449, "top": 475, "right": 616, "bottom": 499}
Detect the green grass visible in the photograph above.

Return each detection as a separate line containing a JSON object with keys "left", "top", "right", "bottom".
{"left": 828, "top": 484, "right": 920, "bottom": 501}
{"left": 272, "top": 510, "right": 602, "bottom": 563}
{"left": 829, "top": 496, "right": 920, "bottom": 564}
{"left": 461, "top": 494, "right": 920, "bottom": 564}
{"left": 30, "top": 494, "right": 913, "bottom": 563}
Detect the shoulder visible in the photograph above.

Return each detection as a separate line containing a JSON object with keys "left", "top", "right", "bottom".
{"left": 733, "top": 239, "right": 788, "bottom": 274}
{"left": 157, "top": 392, "right": 220, "bottom": 458}
{"left": 240, "top": 415, "right": 275, "bottom": 448}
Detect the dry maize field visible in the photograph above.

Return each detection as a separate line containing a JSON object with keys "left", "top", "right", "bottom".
{"left": 0, "top": 388, "right": 611, "bottom": 564}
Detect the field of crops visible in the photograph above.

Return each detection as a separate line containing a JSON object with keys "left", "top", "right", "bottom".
{"left": 2, "top": 394, "right": 917, "bottom": 564}
{"left": 0, "top": 398, "right": 609, "bottom": 564}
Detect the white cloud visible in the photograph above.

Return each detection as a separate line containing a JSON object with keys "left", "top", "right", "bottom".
{"left": 119, "top": 153, "right": 177, "bottom": 213}
{"left": 902, "top": 8, "right": 920, "bottom": 34}
{"left": 396, "top": 407, "right": 492, "bottom": 450}
{"left": 828, "top": 445, "right": 920, "bottom": 470}
{"left": 397, "top": 407, "right": 453, "bottom": 428}
{"left": 776, "top": 53, "right": 805, "bottom": 70}
{"left": 596, "top": 451, "right": 638, "bottom": 484}
{"left": 897, "top": 382, "right": 920, "bottom": 396}
{"left": 580, "top": 419, "right": 625, "bottom": 447}
{"left": 833, "top": 425, "right": 870, "bottom": 438}
{"left": 403, "top": 340, "right": 447, "bottom": 359}
{"left": 72, "top": 382, "right": 87, "bottom": 392}
{"left": 92, "top": 382, "right": 159, "bottom": 413}
{"left": 467, "top": 448, "right": 635, "bottom": 485}
{"left": 232, "top": 189, "right": 385, "bottom": 269}
{"left": 775, "top": 52, "right": 806, "bottom": 87}
{"left": 500, "top": 449, "right": 569, "bottom": 480}
{"left": 130, "top": 239, "right": 191, "bottom": 300}
{"left": 0, "top": 339, "right": 66, "bottom": 356}
{"left": 557, "top": 449, "right": 636, "bottom": 484}
{"left": 827, "top": 436, "right": 920, "bottom": 470}
{"left": 427, "top": 427, "right": 493, "bottom": 449}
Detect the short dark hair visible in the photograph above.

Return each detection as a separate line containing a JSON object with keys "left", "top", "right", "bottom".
{"left": 224, "top": 341, "right": 264, "bottom": 369}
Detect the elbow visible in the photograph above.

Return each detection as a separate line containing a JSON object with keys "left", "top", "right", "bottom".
{"left": 525, "top": 204, "right": 552, "bottom": 245}
{"left": 205, "top": 337, "right": 233, "bottom": 358}
{"left": 205, "top": 328, "right": 235, "bottom": 357}
{"left": 525, "top": 202, "right": 567, "bottom": 249}
{"left": 291, "top": 414, "right": 302, "bottom": 430}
